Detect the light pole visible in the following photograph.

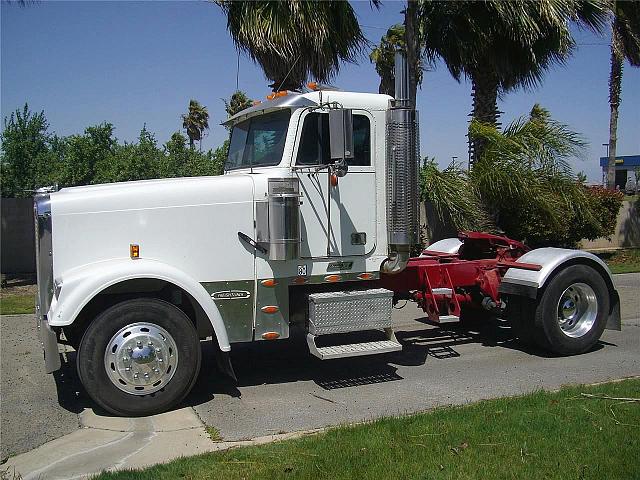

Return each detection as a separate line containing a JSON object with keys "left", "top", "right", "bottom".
{"left": 602, "top": 143, "right": 610, "bottom": 186}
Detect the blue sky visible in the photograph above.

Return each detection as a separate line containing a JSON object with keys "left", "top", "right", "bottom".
{"left": 2, "top": 0, "right": 639, "bottom": 182}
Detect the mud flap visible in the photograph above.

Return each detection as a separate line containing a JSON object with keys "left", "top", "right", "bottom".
{"left": 606, "top": 290, "right": 622, "bottom": 331}
{"left": 214, "top": 348, "right": 237, "bottom": 383}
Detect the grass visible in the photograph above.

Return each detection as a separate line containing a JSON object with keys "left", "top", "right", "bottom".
{"left": 93, "top": 378, "right": 640, "bottom": 480}
{"left": 595, "top": 248, "right": 640, "bottom": 274}
{"left": 205, "top": 426, "right": 223, "bottom": 442}
{"left": 0, "top": 294, "right": 35, "bottom": 315}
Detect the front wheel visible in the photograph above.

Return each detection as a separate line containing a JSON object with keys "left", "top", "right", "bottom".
{"left": 77, "top": 298, "right": 201, "bottom": 416}
{"left": 509, "top": 264, "right": 609, "bottom": 356}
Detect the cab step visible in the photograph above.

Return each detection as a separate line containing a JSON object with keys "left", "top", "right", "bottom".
{"left": 307, "top": 331, "right": 402, "bottom": 360}
{"left": 306, "top": 288, "right": 401, "bottom": 359}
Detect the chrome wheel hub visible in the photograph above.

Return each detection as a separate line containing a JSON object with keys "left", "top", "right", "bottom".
{"left": 557, "top": 283, "right": 598, "bottom": 338}
{"left": 104, "top": 322, "right": 178, "bottom": 395}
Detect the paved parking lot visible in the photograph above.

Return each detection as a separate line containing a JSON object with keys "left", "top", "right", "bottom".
{"left": 2, "top": 273, "right": 639, "bottom": 463}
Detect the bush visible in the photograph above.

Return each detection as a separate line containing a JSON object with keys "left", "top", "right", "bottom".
{"left": 421, "top": 105, "right": 623, "bottom": 248}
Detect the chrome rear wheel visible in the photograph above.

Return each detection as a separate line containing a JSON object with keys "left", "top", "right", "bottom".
{"left": 557, "top": 283, "right": 598, "bottom": 338}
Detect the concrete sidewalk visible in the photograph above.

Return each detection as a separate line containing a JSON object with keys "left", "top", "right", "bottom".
{"left": 4, "top": 407, "right": 317, "bottom": 480}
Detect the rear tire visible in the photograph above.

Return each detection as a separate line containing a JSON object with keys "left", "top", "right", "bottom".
{"left": 508, "top": 264, "right": 609, "bottom": 356}
{"left": 77, "top": 298, "right": 201, "bottom": 416}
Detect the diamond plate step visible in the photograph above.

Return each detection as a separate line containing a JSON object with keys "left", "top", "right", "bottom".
{"left": 432, "top": 314, "right": 460, "bottom": 324}
{"left": 307, "top": 331, "right": 402, "bottom": 360}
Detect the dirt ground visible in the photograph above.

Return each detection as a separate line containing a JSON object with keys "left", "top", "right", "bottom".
{"left": 0, "top": 274, "right": 37, "bottom": 297}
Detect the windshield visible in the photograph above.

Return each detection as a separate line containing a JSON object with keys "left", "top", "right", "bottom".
{"left": 225, "top": 110, "right": 291, "bottom": 171}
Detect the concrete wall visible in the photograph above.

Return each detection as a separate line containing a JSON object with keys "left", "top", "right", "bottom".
{"left": 1, "top": 198, "right": 35, "bottom": 274}
{"left": 581, "top": 199, "right": 640, "bottom": 250}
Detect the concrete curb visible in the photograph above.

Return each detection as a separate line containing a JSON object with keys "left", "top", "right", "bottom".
{"left": 3, "top": 406, "right": 322, "bottom": 480}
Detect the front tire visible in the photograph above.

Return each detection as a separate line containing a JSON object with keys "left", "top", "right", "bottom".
{"left": 77, "top": 298, "right": 201, "bottom": 416}
{"left": 509, "top": 264, "right": 609, "bottom": 356}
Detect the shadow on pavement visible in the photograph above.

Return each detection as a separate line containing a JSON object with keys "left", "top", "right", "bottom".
{"left": 53, "top": 315, "right": 614, "bottom": 416}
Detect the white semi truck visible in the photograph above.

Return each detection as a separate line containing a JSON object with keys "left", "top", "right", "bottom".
{"left": 35, "top": 54, "right": 620, "bottom": 416}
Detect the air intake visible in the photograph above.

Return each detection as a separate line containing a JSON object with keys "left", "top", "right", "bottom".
{"left": 382, "top": 52, "right": 419, "bottom": 274}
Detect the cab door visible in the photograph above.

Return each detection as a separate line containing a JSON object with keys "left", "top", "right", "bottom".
{"left": 294, "top": 110, "right": 376, "bottom": 258}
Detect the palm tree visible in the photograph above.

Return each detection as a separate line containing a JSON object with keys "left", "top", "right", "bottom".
{"left": 181, "top": 100, "right": 209, "bottom": 150}
{"left": 418, "top": 0, "right": 608, "bottom": 164}
{"left": 217, "top": 1, "right": 368, "bottom": 91}
{"left": 606, "top": 0, "right": 640, "bottom": 189}
{"left": 370, "top": 24, "right": 424, "bottom": 98}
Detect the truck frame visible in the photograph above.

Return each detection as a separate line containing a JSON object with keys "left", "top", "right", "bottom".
{"left": 35, "top": 53, "right": 620, "bottom": 416}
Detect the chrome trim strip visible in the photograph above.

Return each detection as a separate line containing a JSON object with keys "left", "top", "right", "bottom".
{"left": 34, "top": 193, "right": 53, "bottom": 316}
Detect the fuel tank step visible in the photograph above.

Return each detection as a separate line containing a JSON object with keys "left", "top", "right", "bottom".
{"left": 307, "top": 332, "right": 402, "bottom": 360}
{"left": 308, "top": 288, "right": 394, "bottom": 335}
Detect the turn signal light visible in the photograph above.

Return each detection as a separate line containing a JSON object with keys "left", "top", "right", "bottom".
{"left": 130, "top": 244, "right": 140, "bottom": 259}
{"left": 261, "top": 331, "right": 280, "bottom": 340}
{"left": 261, "top": 306, "right": 279, "bottom": 314}
{"left": 324, "top": 274, "right": 342, "bottom": 283}
{"left": 357, "top": 273, "right": 375, "bottom": 280}
{"left": 261, "top": 279, "right": 277, "bottom": 287}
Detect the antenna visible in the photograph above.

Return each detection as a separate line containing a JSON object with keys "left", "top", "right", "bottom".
{"left": 274, "top": 53, "right": 302, "bottom": 92}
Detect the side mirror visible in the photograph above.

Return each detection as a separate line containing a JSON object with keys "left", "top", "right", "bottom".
{"left": 329, "top": 109, "right": 354, "bottom": 171}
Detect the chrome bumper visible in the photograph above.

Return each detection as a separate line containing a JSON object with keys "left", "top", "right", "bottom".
{"left": 36, "top": 306, "right": 61, "bottom": 373}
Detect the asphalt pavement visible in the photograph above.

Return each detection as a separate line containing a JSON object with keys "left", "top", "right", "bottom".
{"left": 1, "top": 273, "right": 638, "bottom": 478}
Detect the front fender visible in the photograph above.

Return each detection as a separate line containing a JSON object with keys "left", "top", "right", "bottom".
{"left": 47, "top": 258, "right": 231, "bottom": 351}
{"left": 499, "top": 247, "right": 620, "bottom": 330}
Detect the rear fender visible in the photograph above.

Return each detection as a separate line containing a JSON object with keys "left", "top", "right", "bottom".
{"left": 47, "top": 258, "right": 231, "bottom": 351}
{"left": 499, "top": 248, "right": 621, "bottom": 330}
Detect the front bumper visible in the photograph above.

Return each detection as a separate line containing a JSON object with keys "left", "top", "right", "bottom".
{"left": 36, "top": 306, "right": 61, "bottom": 373}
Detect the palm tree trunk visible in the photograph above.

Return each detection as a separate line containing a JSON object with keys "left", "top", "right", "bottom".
{"left": 470, "top": 69, "right": 499, "bottom": 166}
{"left": 189, "top": 137, "right": 195, "bottom": 149}
{"left": 607, "top": 19, "right": 624, "bottom": 190}
{"left": 405, "top": 0, "right": 419, "bottom": 107}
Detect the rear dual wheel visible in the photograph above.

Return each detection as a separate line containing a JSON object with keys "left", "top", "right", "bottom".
{"left": 77, "top": 298, "right": 201, "bottom": 416}
{"left": 509, "top": 264, "right": 609, "bottom": 356}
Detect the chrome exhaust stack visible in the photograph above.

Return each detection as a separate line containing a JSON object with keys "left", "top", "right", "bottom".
{"left": 381, "top": 51, "right": 419, "bottom": 275}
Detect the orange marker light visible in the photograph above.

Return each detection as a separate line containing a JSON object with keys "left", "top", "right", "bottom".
{"left": 292, "top": 277, "right": 308, "bottom": 285}
{"left": 261, "top": 331, "right": 280, "bottom": 340}
{"left": 260, "top": 279, "right": 277, "bottom": 287}
{"left": 274, "top": 90, "right": 288, "bottom": 98}
{"left": 307, "top": 82, "right": 318, "bottom": 90}
{"left": 252, "top": 100, "right": 262, "bottom": 106}
{"left": 266, "top": 93, "right": 276, "bottom": 100}
{"left": 130, "top": 244, "right": 140, "bottom": 259}
{"left": 261, "top": 306, "right": 279, "bottom": 314}
{"left": 330, "top": 174, "right": 338, "bottom": 186}
{"left": 324, "top": 274, "right": 342, "bottom": 283}
{"left": 357, "top": 273, "right": 375, "bottom": 280}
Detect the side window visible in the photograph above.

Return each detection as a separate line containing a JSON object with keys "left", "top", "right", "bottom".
{"left": 296, "top": 113, "right": 371, "bottom": 167}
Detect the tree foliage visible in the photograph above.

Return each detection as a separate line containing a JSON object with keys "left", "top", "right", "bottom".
{"left": 421, "top": 105, "right": 623, "bottom": 248}
{"left": 418, "top": 0, "right": 608, "bottom": 161}
{"left": 217, "top": 0, "right": 368, "bottom": 91}
{"left": 370, "top": 24, "right": 424, "bottom": 96}
{"left": 181, "top": 99, "right": 210, "bottom": 149}
{"left": 1, "top": 104, "right": 225, "bottom": 198}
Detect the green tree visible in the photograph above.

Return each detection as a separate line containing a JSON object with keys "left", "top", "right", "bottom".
{"left": 606, "top": 0, "right": 640, "bottom": 189}
{"left": 421, "top": 105, "right": 622, "bottom": 248}
{"left": 0, "top": 104, "right": 56, "bottom": 197}
{"left": 418, "top": 0, "right": 608, "bottom": 162}
{"left": 217, "top": 1, "right": 369, "bottom": 91}
{"left": 181, "top": 99, "right": 210, "bottom": 150}
{"left": 57, "top": 123, "right": 116, "bottom": 187}
{"left": 223, "top": 91, "right": 253, "bottom": 119}
{"left": 370, "top": 24, "right": 424, "bottom": 97}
